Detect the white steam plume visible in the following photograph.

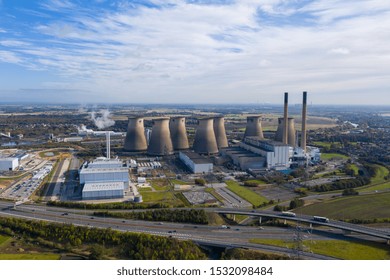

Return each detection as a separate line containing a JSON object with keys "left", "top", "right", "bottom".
{"left": 90, "top": 109, "right": 115, "bottom": 129}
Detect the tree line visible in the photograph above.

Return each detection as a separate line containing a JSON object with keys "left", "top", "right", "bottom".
{"left": 0, "top": 217, "right": 206, "bottom": 260}
{"left": 93, "top": 209, "right": 209, "bottom": 224}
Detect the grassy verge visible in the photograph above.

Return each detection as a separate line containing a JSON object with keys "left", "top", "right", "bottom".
{"left": 249, "top": 239, "right": 390, "bottom": 260}
{"left": 0, "top": 254, "right": 61, "bottom": 260}
{"left": 225, "top": 180, "right": 268, "bottom": 207}
{"left": 0, "top": 235, "right": 11, "bottom": 246}
{"left": 296, "top": 192, "right": 390, "bottom": 220}
{"left": 363, "top": 182, "right": 390, "bottom": 192}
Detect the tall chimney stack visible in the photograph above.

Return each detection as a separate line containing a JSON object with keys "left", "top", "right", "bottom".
{"left": 283, "top": 92, "right": 288, "bottom": 145}
{"left": 301, "top": 91, "right": 307, "bottom": 152}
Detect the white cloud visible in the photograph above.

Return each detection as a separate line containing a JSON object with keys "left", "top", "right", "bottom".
{"left": 329, "top": 48, "right": 350, "bottom": 55}
{"left": 0, "top": 50, "right": 22, "bottom": 63}
{"left": 1, "top": 0, "right": 390, "bottom": 104}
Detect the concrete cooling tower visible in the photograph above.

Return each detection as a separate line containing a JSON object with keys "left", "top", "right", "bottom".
{"left": 275, "top": 117, "right": 296, "bottom": 147}
{"left": 147, "top": 117, "right": 174, "bottom": 156}
{"left": 169, "top": 117, "right": 189, "bottom": 150}
{"left": 124, "top": 116, "right": 147, "bottom": 152}
{"left": 213, "top": 116, "right": 228, "bottom": 148}
{"left": 244, "top": 116, "right": 264, "bottom": 139}
{"left": 193, "top": 117, "right": 219, "bottom": 154}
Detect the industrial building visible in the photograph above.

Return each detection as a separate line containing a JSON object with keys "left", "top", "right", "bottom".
{"left": 221, "top": 147, "right": 265, "bottom": 170}
{"left": 223, "top": 92, "right": 316, "bottom": 171}
{"left": 0, "top": 157, "right": 19, "bottom": 171}
{"left": 82, "top": 182, "right": 125, "bottom": 200}
{"left": 240, "top": 137, "right": 291, "bottom": 170}
{"left": 80, "top": 158, "right": 129, "bottom": 200}
{"left": 179, "top": 151, "right": 213, "bottom": 173}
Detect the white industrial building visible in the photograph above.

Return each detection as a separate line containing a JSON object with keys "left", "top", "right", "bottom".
{"left": 82, "top": 182, "right": 125, "bottom": 200}
{"left": 80, "top": 158, "right": 129, "bottom": 200}
{"left": 80, "top": 167, "right": 129, "bottom": 184}
{"left": 179, "top": 151, "right": 213, "bottom": 173}
{"left": 0, "top": 157, "right": 19, "bottom": 171}
{"left": 239, "top": 137, "right": 291, "bottom": 170}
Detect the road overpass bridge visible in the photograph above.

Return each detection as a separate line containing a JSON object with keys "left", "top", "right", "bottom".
{"left": 214, "top": 209, "right": 390, "bottom": 244}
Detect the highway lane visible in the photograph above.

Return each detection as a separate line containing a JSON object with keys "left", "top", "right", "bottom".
{"left": 0, "top": 201, "right": 339, "bottom": 259}
{"left": 1, "top": 200, "right": 389, "bottom": 241}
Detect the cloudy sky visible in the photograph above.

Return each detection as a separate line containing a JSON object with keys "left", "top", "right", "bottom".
{"left": 0, "top": 0, "right": 389, "bottom": 105}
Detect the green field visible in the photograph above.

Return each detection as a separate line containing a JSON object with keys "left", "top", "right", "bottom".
{"left": 249, "top": 239, "right": 390, "bottom": 260}
{"left": 225, "top": 181, "right": 268, "bottom": 207}
{"left": 321, "top": 153, "right": 349, "bottom": 160}
{"left": 312, "top": 141, "right": 333, "bottom": 148}
{"left": 0, "top": 254, "right": 61, "bottom": 260}
{"left": 296, "top": 192, "right": 390, "bottom": 220}
{"left": 139, "top": 190, "right": 176, "bottom": 203}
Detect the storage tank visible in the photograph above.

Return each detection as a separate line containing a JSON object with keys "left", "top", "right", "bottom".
{"left": 275, "top": 117, "right": 296, "bottom": 147}
{"left": 123, "top": 117, "right": 147, "bottom": 152}
{"left": 193, "top": 117, "right": 219, "bottom": 154}
{"left": 170, "top": 117, "right": 189, "bottom": 150}
{"left": 244, "top": 116, "right": 264, "bottom": 139}
{"left": 147, "top": 117, "right": 174, "bottom": 156}
{"left": 213, "top": 116, "right": 228, "bottom": 148}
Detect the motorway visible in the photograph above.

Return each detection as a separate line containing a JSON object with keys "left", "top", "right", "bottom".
{"left": 0, "top": 200, "right": 341, "bottom": 260}
{"left": 2, "top": 201, "right": 390, "bottom": 259}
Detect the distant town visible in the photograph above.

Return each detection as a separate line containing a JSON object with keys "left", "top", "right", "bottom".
{"left": 0, "top": 96, "right": 389, "bottom": 260}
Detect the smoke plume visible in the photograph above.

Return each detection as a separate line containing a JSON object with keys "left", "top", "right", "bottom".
{"left": 90, "top": 109, "right": 115, "bottom": 129}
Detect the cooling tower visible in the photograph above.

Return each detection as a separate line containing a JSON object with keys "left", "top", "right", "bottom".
{"left": 147, "top": 117, "right": 174, "bottom": 156}
{"left": 124, "top": 117, "right": 147, "bottom": 152}
{"left": 213, "top": 116, "right": 228, "bottom": 148}
{"left": 193, "top": 117, "right": 219, "bottom": 154}
{"left": 169, "top": 117, "right": 189, "bottom": 150}
{"left": 301, "top": 91, "right": 307, "bottom": 152}
{"left": 275, "top": 117, "right": 296, "bottom": 147}
{"left": 243, "top": 116, "right": 264, "bottom": 139}
{"left": 283, "top": 92, "right": 289, "bottom": 145}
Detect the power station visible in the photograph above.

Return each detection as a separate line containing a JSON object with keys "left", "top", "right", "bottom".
{"left": 119, "top": 91, "right": 317, "bottom": 174}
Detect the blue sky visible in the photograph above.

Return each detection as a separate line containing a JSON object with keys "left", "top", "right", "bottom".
{"left": 0, "top": 0, "right": 390, "bottom": 105}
